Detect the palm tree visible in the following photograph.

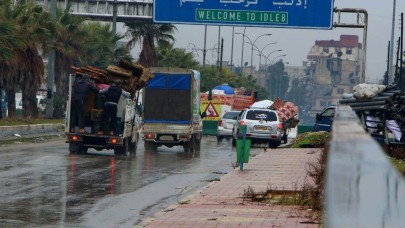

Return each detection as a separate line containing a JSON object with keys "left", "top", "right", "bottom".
{"left": 156, "top": 47, "right": 200, "bottom": 68}
{"left": 0, "top": 0, "right": 22, "bottom": 118}
{"left": 125, "top": 22, "right": 177, "bottom": 67}
{"left": 0, "top": 1, "right": 37, "bottom": 118}
{"left": 51, "top": 12, "right": 132, "bottom": 117}
{"left": 14, "top": 2, "right": 52, "bottom": 118}
{"left": 80, "top": 22, "right": 133, "bottom": 68}
{"left": 52, "top": 6, "right": 87, "bottom": 99}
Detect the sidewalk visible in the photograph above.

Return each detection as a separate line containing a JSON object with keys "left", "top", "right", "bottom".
{"left": 138, "top": 147, "right": 322, "bottom": 228}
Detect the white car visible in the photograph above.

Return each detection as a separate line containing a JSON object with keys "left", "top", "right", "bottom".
{"left": 217, "top": 110, "right": 240, "bottom": 141}
{"left": 232, "top": 107, "right": 284, "bottom": 148}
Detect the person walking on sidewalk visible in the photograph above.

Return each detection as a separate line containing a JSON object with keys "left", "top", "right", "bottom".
{"left": 70, "top": 74, "right": 99, "bottom": 134}
{"left": 98, "top": 81, "right": 131, "bottom": 135}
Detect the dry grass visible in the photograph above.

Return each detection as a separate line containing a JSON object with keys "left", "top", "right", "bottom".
{"left": 241, "top": 147, "right": 328, "bottom": 225}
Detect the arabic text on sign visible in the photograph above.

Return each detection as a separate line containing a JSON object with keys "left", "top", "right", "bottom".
{"left": 181, "top": 0, "right": 307, "bottom": 8}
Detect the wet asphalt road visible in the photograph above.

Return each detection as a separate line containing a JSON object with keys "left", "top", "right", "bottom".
{"left": 0, "top": 136, "right": 263, "bottom": 228}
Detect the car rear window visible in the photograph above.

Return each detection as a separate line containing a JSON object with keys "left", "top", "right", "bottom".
{"left": 246, "top": 110, "right": 277, "bottom": 121}
{"left": 222, "top": 111, "right": 240, "bottom": 119}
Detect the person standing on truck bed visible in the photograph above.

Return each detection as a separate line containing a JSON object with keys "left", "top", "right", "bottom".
{"left": 71, "top": 74, "right": 99, "bottom": 134}
{"left": 98, "top": 80, "right": 131, "bottom": 135}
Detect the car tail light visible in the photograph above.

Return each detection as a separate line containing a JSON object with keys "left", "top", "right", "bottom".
{"left": 277, "top": 123, "right": 283, "bottom": 129}
{"left": 72, "top": 135, "right": 79, "bottom": 141}
{"left": 218, "top": 120, "right": 223, "bottom": 126}
{"left": 146, "top": 133, "right": 154, "bottom": 139}
{"left": 111, "top": 138, "right": 118, "bottom": 144}
{"left": 240, "top": 121, "right": 246, "bottom": 126}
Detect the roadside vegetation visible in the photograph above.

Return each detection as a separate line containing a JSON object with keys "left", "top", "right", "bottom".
{"left": 242, "top": 131, "right": 330, "bottom": 225}
{"left": 0, "top": 1, "right": 293, "bottom": 121}
{"left": 385, "top": 146, "right": 405, "bottom": 175}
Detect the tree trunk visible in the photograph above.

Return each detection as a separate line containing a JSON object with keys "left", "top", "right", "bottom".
{"left": 21, "top": 71, "right": 39, "bottom": 118}
{"left": 138, "top": 35, "right": 157, "bottom": 67}
{"left": 22, "top": 89, "right": 38, "bottom": 118}
{"left": 6, "top": 88, "right": 16, "bottom": 118}
{"left": 0, "top": 89, "right": 3, "bottom": 119}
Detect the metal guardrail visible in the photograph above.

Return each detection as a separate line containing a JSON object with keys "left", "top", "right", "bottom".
{"left": 325, "top": 104, "right": 405, "bottom": 227}
{"left": 35, "top": 0, "right": 153, "bottom": 22}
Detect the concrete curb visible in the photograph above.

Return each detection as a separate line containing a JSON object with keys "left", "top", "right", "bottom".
{"left": 0, "top": 124, "right": 65, "bottom": 142}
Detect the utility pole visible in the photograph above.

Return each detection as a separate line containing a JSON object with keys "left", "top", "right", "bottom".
{"left": 230, "top": 26, "right": 234, "bottom": 70}
{"left": 112, "top": 0, "right": 118, "bottom": 34}
{"left": 46, "top": 0, "right": 56, "bottom": 118}
{"left": 203, "top": 25, "right": 207, "bottom": 67}
{"left": 219, "top": 38, "right": 224, "bottom": 75}
{"left": 400, "top": 13, "right": 404, "bottom": 89}
{"left": 389, "top": 0, "right": 397, "bottom": 84}
{"left": 241, "top": 27, "right": 246, "bottom": 74}
{"left": 217, "top": 26, "right": 221, "bottom": 69}
{"left": 386, "top": 41, "right": 390, "bottom": 85}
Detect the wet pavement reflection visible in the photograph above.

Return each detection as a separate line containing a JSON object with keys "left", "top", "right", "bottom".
{"left": 0, "top": 136, "right": 246, "bottom": 227}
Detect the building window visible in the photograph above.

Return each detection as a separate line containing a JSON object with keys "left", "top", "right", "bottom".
{"left": 337, "top": 88, "right": 344, "bottom": 94}
{"left": 346, "top": 48, "right": 352, "bottom": 55}
{"left": 323, "top": 47, "right": 329, "bottom": 53}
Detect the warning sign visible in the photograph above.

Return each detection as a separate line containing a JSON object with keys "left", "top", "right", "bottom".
{"left": 201, "top": 100, "right": 221, "bottom": 121}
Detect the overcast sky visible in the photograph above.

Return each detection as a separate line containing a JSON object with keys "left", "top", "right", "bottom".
{"left": 129, "top": 0, "right": 404, "bottom": 83}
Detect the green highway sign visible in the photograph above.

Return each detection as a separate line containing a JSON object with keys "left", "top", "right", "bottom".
{"left": 154, "top": 0, "right": 334, "bottom": 29}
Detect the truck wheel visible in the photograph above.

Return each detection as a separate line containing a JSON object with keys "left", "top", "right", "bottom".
{"left": 78, "top": 146, "right": 88, "bottom": 154}
{"left": 115, "top": 139, "right": 129, "bottom": 156}
{"left": 144, "top": 141, "right": 156, "bottom": 151}
{"left": 217, "top": 136, "right": 224, "bottom": 142}
{"left": 183, "top": 142, "right": 191, "bottom": 152}
{"left": 128, "top": 134, "right": 138, "bottom": 154}
{"left": 69, "top": 143, "right": 79, "bottom": 154}
{"left": 195, "top": 135, "right": 201, "bottom": 151}
{"left": 128, "top": 140, "right": 137, "bottom": 154}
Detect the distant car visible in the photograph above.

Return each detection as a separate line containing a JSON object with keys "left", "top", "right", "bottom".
{"left": 312, "top": 105, "right": 336, "bottom": 132}
{"left": 232, "top": 107, "right": 283, "bottom": 148}
{"left": 217, "top": 110, "right": 240, "bottom": 141}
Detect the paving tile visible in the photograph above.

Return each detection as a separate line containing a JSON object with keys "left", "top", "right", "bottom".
{"left": 139, "top": 148, "right": 322, "bottom": 228}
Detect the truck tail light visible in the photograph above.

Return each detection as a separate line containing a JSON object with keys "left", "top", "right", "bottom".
{"left": 72, "top": 135, "right": 79, "bottom": 141}
{"left": 240, "top": 121, "right": 246, "bottom": 126}
{"left": 218, "top": 120, "right": 223, "bottom": 126}
{"left": 277, "top": 123, "right": 283, "bottom": 129}
{"left": 179, "top": 135, "right": 189, "bottom": 141}
{"left": 108, "top": 138, "right": 121, "bottom": 144}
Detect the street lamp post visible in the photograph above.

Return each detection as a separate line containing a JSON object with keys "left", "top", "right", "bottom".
{"left": 236, "top": 32, "right": 271, "bottom": 76}
{"left": 271, "top": 54, "right": 287, "bottom": 64}
{"left": 264, "top": 49, "right": 282, "bottom": 80}
{"left": 257, "top": 42, "right": 277, "bottom": 80}
{"left": 271, "top": 54, "right": 286, "bottom": 98}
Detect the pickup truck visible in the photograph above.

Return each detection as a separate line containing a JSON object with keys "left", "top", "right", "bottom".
{"left": 142, "top": 68, "right": 203, "bottom": 152}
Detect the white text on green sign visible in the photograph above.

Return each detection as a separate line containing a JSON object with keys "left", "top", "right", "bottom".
{"left": 196, "top": 9, "right": 288, "bottom": 24}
